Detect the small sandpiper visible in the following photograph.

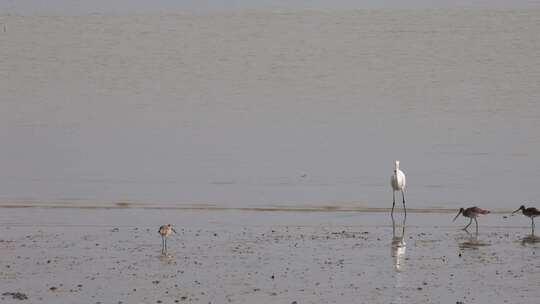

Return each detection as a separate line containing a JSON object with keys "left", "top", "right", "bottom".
{"left": 513, "top": 205, "right": 540, "bottom": 236}
{"left": 453, "top": 207, "right": 490, "bottom": 234}
{"left": 158, "top": 224, "right": 177, "bottom": 255}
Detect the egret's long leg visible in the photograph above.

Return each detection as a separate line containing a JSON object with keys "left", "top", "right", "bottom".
{"left": 391, "top": 191, "right": 396, "bottom": 216}
{"left": 401, "top": 214, "right": 406, "bottom": 237}
{"left": 391, "top": 212, "right": 396, "bottom": 237}
{"left": 474, "top": 217, "right": 478, "bottom": 235}
{"left": 401, "top": 190, "right": 407, "bottom": 219}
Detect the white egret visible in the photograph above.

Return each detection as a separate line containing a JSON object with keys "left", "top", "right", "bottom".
{"left": 390, "top": 160, "right": 407, "bottom": 216}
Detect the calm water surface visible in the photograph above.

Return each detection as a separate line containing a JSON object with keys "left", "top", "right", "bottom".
{"left": 1, "top": 10, "right": 539, "bottom": 209}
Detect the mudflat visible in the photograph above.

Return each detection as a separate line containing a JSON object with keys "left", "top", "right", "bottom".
{"left": 1, "top": 207, "right": 538, "bottom": 303}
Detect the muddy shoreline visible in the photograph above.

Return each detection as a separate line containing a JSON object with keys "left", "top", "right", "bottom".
{"left": 1, "top": 208, "right": 538, "bottom": 303}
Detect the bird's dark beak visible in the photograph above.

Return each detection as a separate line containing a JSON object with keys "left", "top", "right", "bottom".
{"left": 172, "top": 228, "right": 177, "bottom": 234}
{"left": 452, "top": 210, "right": 462, "bottom": 222}
{"left": 512, "top": 208, "right": 521, "bottom": 214}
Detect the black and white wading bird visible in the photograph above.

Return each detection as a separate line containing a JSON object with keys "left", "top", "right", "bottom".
{"left": 513, "top": 205, "right": 540, "bottom": 236}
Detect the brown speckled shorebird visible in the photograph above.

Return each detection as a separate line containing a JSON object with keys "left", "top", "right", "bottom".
{"left": 158, "top": 224, "right": 176, "bottom": 255}
{"left": 453, "top": 207, "right": 490, "bottom": 234}
{"left": 513, "top": 205, "right": 540, "bottom": 236}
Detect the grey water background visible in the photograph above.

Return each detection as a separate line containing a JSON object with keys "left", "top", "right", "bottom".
{"left": 1, "top": 4, "right": 540, "bottom": 209}
{"left": 3, "top": 1, "right": 540, "bottom": 15}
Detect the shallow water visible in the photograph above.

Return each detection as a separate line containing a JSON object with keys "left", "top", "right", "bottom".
{"left": 1, "top": 10, "right": 540, "bottom": 209}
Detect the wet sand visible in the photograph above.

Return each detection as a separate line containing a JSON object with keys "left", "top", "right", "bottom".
{"left": 1, "top": 208, "right": 539, "bottom": 303}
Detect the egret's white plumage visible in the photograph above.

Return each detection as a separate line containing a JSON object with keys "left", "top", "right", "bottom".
{"left": 391, "top": 160, "right": 406, "bottom": 191}
{"left": 390, "top": 160, "right": 407, "bottom": 216}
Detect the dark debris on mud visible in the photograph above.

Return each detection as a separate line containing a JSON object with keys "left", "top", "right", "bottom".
{"left": 2, "top": 292, "right": 29, "bottom": 300}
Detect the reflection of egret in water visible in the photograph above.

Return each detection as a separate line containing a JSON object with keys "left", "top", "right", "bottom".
{"left": 390, "top": 213, "right": 407, "bottom": 304}
{"left": 391, "top": 213, "right": 406, "bottom": 272}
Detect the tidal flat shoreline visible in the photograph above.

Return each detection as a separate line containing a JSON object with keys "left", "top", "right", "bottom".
{"left": 1, "top": 208, "right": 538, "bottom": 303}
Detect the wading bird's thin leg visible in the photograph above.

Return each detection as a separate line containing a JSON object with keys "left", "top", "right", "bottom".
{"left": 463, "top": 218, "right": 472, "bottom": 231}
{"left": 474, "top": 217, "right": 478, "bottom": 235}
{"left": 391, "top": 191, "right": 396, "bottom": 216}
{"left": 391, "top": 210, "right": 406, "bottom": 239}
{"left": 401, "top": 189, "right": 407, "bottom": 219}
{"left": 161, "top": 236, "right": 165, "bottom": 255}
{"left": 400, "top": 214, "right": 406, "bottom": 237}
{"left": 165, "top": 237, "right": 168, "bottom": 255}
{"left": 391, "top": 212, "right": 396, "bottom": 237}
{"left": 532, "top": 218, "right": 535, "bottom": 236}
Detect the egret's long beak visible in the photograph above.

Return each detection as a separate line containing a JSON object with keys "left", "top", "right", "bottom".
{"left": 512, "top": 208, "right": 521, "bottom": 214}
{"left": 452, "top": 210, "right": 462, "bottom": 222}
